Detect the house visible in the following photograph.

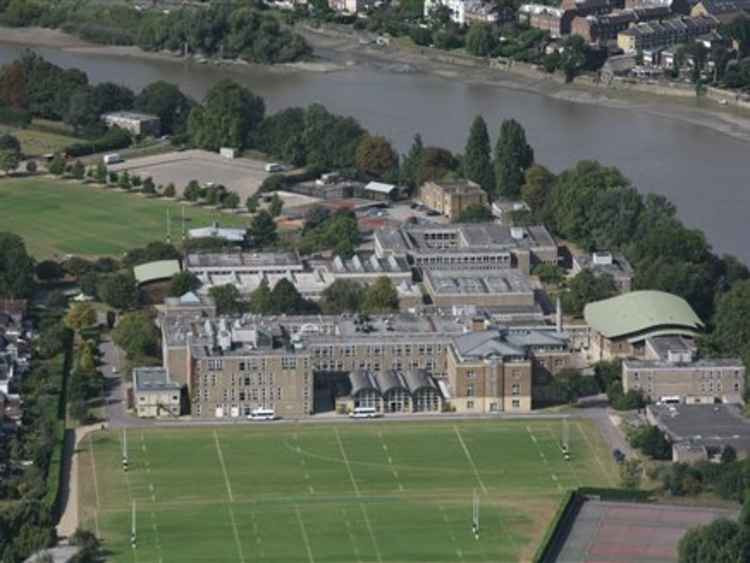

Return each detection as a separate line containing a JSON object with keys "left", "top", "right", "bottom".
{"left": 491, "top": 199, "right": 530, "bottom": 224}
{"left": 424, "top": 0, "right": 498, "bottom": 24}
{"left": 518, "top": 4, "right": 574, "bottom": 37}
{"left": 101, "top": 111, "right": 161, "bottom": 137}
{"left": 617, "top": 15, "right": 718, "bottom": 52}
{"left": 572, "top": 7, "right": 671, "bottom": 44}
{"left": 571, "top": 251, "right": 633, "bottom": 292}
{"left": 363, "top": 181, "right": 399, "bottom": 201}
{"left": 328, "top": 0, "right": 374, "bottom": 12}
{"left": 132, "top": 367, "right": 182, "bottom": 418}
{"left": 584, "top": 290, "right": 704, "bottom": 361}
{"left": 417, "top": 180, "right": 488, "bottom": 220}
{"left": 691, "top": 0, "right": 750, "bottom": 23}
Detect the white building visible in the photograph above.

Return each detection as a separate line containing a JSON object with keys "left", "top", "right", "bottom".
{"left": 132, "top": 367, "right": 182, "bottom": 418}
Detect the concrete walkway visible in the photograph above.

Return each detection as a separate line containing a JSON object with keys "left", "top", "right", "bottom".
{"left": 56, "top": 424, "right": 101, "bottom": 540}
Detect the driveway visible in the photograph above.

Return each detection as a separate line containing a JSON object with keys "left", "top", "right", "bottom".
{"left": 98, "top": 337, "right": 153, "bottom": 429}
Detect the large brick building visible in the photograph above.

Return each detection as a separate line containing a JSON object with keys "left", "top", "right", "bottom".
{"left": 617, "top": 15, "right": 718, "bottom": 52}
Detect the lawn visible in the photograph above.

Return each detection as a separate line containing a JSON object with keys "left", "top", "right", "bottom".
{"left": 77, "top": 419, "right": 619, "bottom": 562}
{"left": 0, "top": 122, "right": 81, "bottom": 157}
{"left": 0, "top": 176, "right": 248, "bottom": 257}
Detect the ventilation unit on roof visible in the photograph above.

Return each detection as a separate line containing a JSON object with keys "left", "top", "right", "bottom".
{"left": 592, "top": 252, "right": 613, "bottom": 266}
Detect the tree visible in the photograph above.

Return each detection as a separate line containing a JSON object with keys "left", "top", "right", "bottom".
{"left": 70, "top": 400, "right": 90, "bottom": 424}
{"left": 0, "top": 149, "right": 20, "bottom": 175}
{"left": 248, "top": 210, "right": 278, "bottom": 248}
{"left": 559, "top": 35, "right": 589, "bottom": 82}
{"left": 453, "top": 204, "right": 493, "bottom": 223}
{"left": 71, "top": 160, "right": 85, "bottom": 180}
{"left": 168, "top": 272, "right": 200, "bottom": 297}
{"left": 64, "top": 303, "right": 97, "bottom": 332}
{"left": 64, "top": 87, "right": 100, "bottom": 135}
{"left": 0, "top": 232, "right": 35, "bottom": 298}
{"left": 320, "top": 279, "right": 366, "bottom": 314}
{"left": 301, "top": 103, "right": 366, "bottom": 170}
{"left": 183, "top": 180, "right": 201, "bottom": 202}
{"left": 532, "top": 263, "right": 564, "bottom": 285}
{"left": 418, "top": 146, "right": 459, "bottom": 185}
{"left": 91, "top": 81, "right": 134, "bottom": 114}
{"left": 188, "top": 79, "right": 265, "bottom": 150}
{"left": 522, "top": 165, "right": 555, "bottom": 215}
{"left": 35, "top": 260, "right": 64, "bottom": 281}
{"left": 94, "top": 161, "right": 107, "bottom": 183}
{"left": 399, "top": 133, "right": 424, "bottom": 193}
{"left": 25, "top": 160, "right": 37, "bottom": 174}
{"left": 164, "top": 183, "right": 176, "bottom": 198}
{"left": 629, "top": 425, "right": 672, "bottom": 460}
{"left": 494, "top": 119, "right": 534, "bottom": 199}
{"left": 270, "top": 279, "right": 309, "bottom": 314}
{"left": 209, "top": 284, "right": 245, "bottom": 315}
{"left": 142, "top": 177, "right": 156, "bottom": 194}
{"left": 48, "top": 153, "right": 65, "bottom": 175}
{"left": 678, "top": 518, "right": 749, "bottom": 563}
{"left": 355, "top": 135, "right": 398, "bottom": 178}
{"left": 561, "top": 269, "right": 618, "bottom": 317}
{"left": 465, "top": 23, "right": 497, "bottom": 57}
{"left": 223, "top": 191, "right": 240, "bottom": 209}
{"left": 721, "top": 445, "right": 737, "bottom": 464}
{"left": 97, "top": 273, "right": 139, "bottom": 310}
{"left": 463, "top": 115, "right": 495, "bottom": 196}
{"left": 246, "top": 195, "right": 259, "bottom": 213}
{"left": 269, "top": 193, "right": 283, "bottom": 218}
{"left": 709, "top": 280, "right": 750, "bottom": 369}
{"left": 362, "top": 276, "right": 399, "bottom": 314}
{"left": 619, "top": 459, "right": 642, "bottom": 489}
{"left": 0, "top": 134, "right": 20, "bottom": 153}
{"left": 118, "top": 171, "right": 131, "bottom": 190}
{"left": 247, "top": 280, "right": 274, "bottom": 314}
{"left": 112, "top": 312, "right": 160, "bottom": 360}
{"left": 134, "top": 81, "right": 193, "bottom": 134}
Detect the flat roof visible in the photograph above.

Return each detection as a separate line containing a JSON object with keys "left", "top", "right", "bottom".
{"left": 133, "top": 259, "right": 181, "bottom": 284}
{"left": 650, "top": 404, "right": 750, "bottom": 450}
{"left": 133, "top": 367, "right": 181, "bottom": 392}
{"left": 186, "top": 252, "right": 301, "bottom": 269}
{"left": 102, "top": 111, "right": 160, "bottom": 121}
{"left": 583, "top": 290, "right": 703, "bottom": 339}
{"left": 424, "top": 269, "right": 533, "bottom": 295}
{"left": 364, "top": 181, "right": 397, "bottom": 194}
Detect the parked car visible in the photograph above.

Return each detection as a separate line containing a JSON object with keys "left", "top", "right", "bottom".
{"left": 612, "top": 448, "right": 626, "bottom": 464}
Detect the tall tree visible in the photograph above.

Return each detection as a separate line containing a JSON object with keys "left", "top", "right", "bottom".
{"left": 0, "top": 232, "right": 35, "bottom": 298}
{"left": 188, "top": 79, "right": 265, "bottom": 150}
{"left": 355, "top": 135, "right": 398, "bottom": 178}
{"left": 399, "top": 133, "right": 424, "bottom": 194}
{"left": 209, "top": 284, "right": 245, "bottom": 315}
{"left": 168, "top": 272, "right": 200, "bottom": 297}
{"left": 463, "top": 115, "right": 495, "bottom": 196}
{"left": 465, "top": 23, "right": 497, "bottom": 57}
{"left": 249, "top": 210, "right": 278, "bottom": 248}
{"left": 522, "top": 165, "right": 555, "bottom": 216}
{"left": 494, "top": 119, "right": 534, "bottom": 199}
{"left": 134, "top": 81, "right": 193, "bottom": 134}
{"left": 362, "top": 276, "right": 399, "bottom": 314}
{"left": 64, "top": 303, "right": 97, "bottom": 332}
{"left": 247, "top": 280, "right": 274, "bottom": 314}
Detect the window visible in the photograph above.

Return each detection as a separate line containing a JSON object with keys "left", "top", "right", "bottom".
{"left": 139, "top": 396, "right": 146, "bottom": 402}
{"left": 239, "top": 362, "right": 246, "bottom": 371}
{"left": 467, "top": 383, "right": 475, "bottom": 397}
{"left": 207, "top": 359, "right": 223, "bottom": 371}
{"left": 282, "top": 356, "right": 297, "bottom": 370}
{"left": 466, "top": 370, "right": 475, "bottom": 380}
{"left": 512, "top": 399, "right": 520, "bottom": 408}
{"left": 239, "top": 392, "right": 246, "bottom": 401}
{"left": 244, "top": 377, "right": 251, "bottom": 386}
{"left": 172, "top": 395, "right": 178, "bottom": 401}
{"left": 467, "top": 400, "right": 475, "bottom": 409}
{"left": 511, "top": 383, "right": 520, "bottom": 396}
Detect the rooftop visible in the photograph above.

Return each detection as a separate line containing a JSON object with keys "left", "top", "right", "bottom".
{"left": 185, "top": 252, "right": 302, "bottom": 269}
{"left": 133, "top": 367, "right": 181, "bottom": 392}
{"left": 424, "top": 269, "right": 533, "bottom": 295}
{"left": 133, "top": 259, "right": 181, "bottom": 285}
{"left": 583, "top": 290, "right": 704, "bottom": 340}
{"left": 649, "top": 403, "right": 750, "bottom": 452}
{"left": 102, "top": 111, "right": 160, "bottom": 122}
{"left": 423, "top": 180, "right": 483, "bottom": 195}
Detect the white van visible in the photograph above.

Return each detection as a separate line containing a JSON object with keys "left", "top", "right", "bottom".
{"left": 249, "top": 408, "right": 277, "bottom": 421}
{"left": 349, "top": 407, "right": 382, "bottom": 419}
{"left": 103, "top": 153, "right": 123, "bottom": 165}
{"left": 265, "top": 163, "right": 284, "bottom": 173}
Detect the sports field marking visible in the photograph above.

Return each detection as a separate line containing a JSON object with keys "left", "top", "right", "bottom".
{"left": 438, "top": 504, "right": 466, "bottom": 563}
{"left": 224, "top": 500, "right": 247, "bottom": 563}
{"left": 576, "top": 421, "right": 615, "bottom": 486}
{"left": 341, "top": 508, "right": 364, "bottom": 563}
{"left": 360, "top": 503, "right": 384, "bottom": 563}
{"left": 378, "top": 428, "right": 405, "bottom": 492}
{"left": 526, "top": 426, "right": 562, "bottom": 493}
{"left": 543, "top": 427, "right": 582, "bottom": 488}
{"left": 295, "top": 505, "right": 316, "bottom": 563}
{"left": 335, "top": 427, "right": 361, "bottom": 497}
{"left": 454, "top": 425, "right": 488, "bottom": 494}
{"left": 140, "top": 433, "right": 163, "bottom": 563}
{"left": 213, "top": 430, "right": 235, "bottom": 503}
{"left": 87, "top": 435, "right": 101, "bottom": 538}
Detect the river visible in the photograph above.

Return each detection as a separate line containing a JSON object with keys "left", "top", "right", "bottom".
{"left": 1, "top": 43, "right": 749, "bottom": 263}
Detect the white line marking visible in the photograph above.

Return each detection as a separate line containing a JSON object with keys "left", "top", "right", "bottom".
{"left": 577, "top": 421, "right": 615, "bottom": 486}
{"left": 335, "top": 427, "right": 360, "bottom": 497}
{"left": 213, "top": 430, "right": 235, "bottom": 502}
{"left": 342, "top": 508, "right": 363, "bottom": 563}
{"left": 295, "top": 506, "right": 316, "bottom": 563}
{"left": 225, "top": 501, "right": 246, "bottom": 563}
{"left": 454, "top": 425, "right": 487, "bottom": 494}
{"left": 527, "top": 425, "right": 563, "bottom": 493}
{"left": 360, "top": 503, "right": 383, "bottom": 563}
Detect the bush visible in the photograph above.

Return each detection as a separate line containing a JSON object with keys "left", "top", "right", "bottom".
{"left": 65, "top": 126, "right": 131, "bottom": 157}
{"left": 0, "top": 104, "right": 32, "bottom": 127}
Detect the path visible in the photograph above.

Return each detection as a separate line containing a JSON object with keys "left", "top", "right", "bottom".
{"left": 56, "top": 424, "right": 101, "bottom": 539}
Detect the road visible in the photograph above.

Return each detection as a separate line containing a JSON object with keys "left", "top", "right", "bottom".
{"left": 99, "top": 337, "right": 153, "bottom": 429}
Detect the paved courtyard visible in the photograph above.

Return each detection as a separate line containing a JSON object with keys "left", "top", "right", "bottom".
{"left": 108, "top": 149, "right": 272, "bottom": 200}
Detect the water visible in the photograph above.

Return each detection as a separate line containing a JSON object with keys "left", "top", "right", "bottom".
{"left": 1, "top": 44, "right": 748, "bottom": 262}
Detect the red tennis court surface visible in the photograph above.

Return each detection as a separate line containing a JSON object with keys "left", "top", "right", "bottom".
{"left": 555, "top": 500, "right": 737, "bottom": 562}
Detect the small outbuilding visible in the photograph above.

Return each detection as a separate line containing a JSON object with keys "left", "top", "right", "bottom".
{"left": 133, "top": 259, "right": 181, "bottom": 285}
{"left": 132, "top": 367, "right": 182, "bottom": 418}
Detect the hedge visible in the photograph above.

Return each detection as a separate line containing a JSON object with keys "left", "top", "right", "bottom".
{"left": 533, "top": 490, "right": 582, "bottom": 563}
{"left": 65, "top": 126, "right": 131, "bottom": 157}
{"left": 0, "top": 104, "right": 32, "bottom": 128}
{"left": 578, "top": 486, "right": 653, "bottom": 503}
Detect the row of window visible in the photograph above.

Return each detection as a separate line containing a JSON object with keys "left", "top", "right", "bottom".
{"left": 313, "top": 343, "right": 445, "bottom": 357}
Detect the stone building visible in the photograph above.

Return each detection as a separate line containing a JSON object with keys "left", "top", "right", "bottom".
{"left": 342, "top": 369, "right": 444, "bottom": 413}
{"left": 571, "top": 251, "right": 633, "bottom": 292}
{"left": 101, "top": 111, "right": 161, "bottom": 137}
{"left": 617, "top": 15, "right": 718, "bottom": 52}
{"left": 417, "top": 180, "right": 488, "bottom": 220}
{"left": 422, "top": 269, "right": 536, "bottom": 308}
{"left": 132, "top": 367, "right": 182, "bottom": 418}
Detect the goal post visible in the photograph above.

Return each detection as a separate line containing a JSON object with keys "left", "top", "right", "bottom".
{"left": 472, "top": 489, "right": 480, "bottom": 539}
{"left": 561, "top": 419, "right": 571, "bottom": 461}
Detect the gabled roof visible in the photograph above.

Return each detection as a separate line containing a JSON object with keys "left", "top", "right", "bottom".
{"left": 583, "top": 290, "right": 703, "bottom": 339}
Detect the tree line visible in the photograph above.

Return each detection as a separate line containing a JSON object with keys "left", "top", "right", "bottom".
{"left": 0, "top": 0, "right": 310, "bottom": 65}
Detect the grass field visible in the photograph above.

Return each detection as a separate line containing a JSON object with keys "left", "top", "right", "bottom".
{"left": 0, "top": 121, "right": 81, "bottom": 156}
{"left": 77, "top": 420, "right": 618, "bottom": 562}
{"left": 0, "top": 177, "right": 248, "bottom": 257}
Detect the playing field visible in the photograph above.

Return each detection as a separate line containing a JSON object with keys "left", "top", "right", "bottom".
{"left": 77, "top": 420, "right": 619, "bottom": 563}
{"left": 0, "top": 177, "right": 247, "bottom": 257}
